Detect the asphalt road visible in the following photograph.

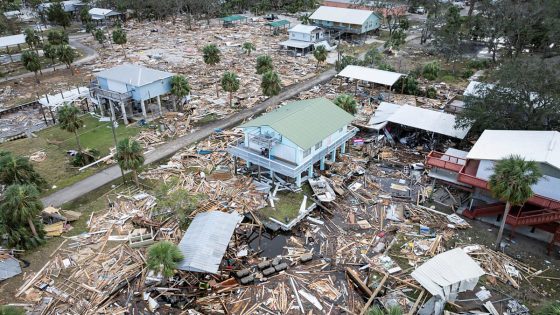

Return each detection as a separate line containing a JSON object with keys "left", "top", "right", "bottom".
{"left": 41, "top": 68, "right": 338, "bottom": 207}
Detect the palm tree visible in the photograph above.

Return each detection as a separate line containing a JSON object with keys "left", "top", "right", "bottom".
{"left": 256, "top": 55, "right": 273, "bottom": 75}
{"left": 94, "top": 29, "right": 107, "bottom": 47}
{"left": 203, "top": 44, "right": 221, "bottom": 96}
{"left": 170, "top": 75, "right": 191, "bottom": 111}
{"left": 146, "top": 241, "right": 184, "bottom": 284}
{"left": 0, "top": 184, "right": 43, "bottom": 238}
{"left": 57, "top": 44, "right": 76, "bottom": 75}
{"left": 115, "top": 138, "right": 145, "bottom": 187}
{"left": 334, "top": 94, "right": 358, "bottom": 115}
{"left": 58, "top": 104, "right": 83, "bottom": 152}
{"left": 367, "top": 305, "right": 403, "bottom": 315}
{"left": 0, "top": 152, "right": 47, "bottom": 189}
{"left": 221, "top": 71, "right": 240, "bottom": 107}
{"left": 43, "top": 44, "right": 57, "bottom": 70}
{"left": 112, "top": 28, "right": 127, "bottom": 58}
{"left": 242, "top": 42, "right": 255, "bottom": 56}
{"left": 489, "top": 155, "right": 542, "bottom": 249}
{"left": 261, "top": 71, "right": 282, "bottom": 97}
{"left": 21, "top": 51, "right": 41, "bottom": 84}
{"left": 313, "top": 45, "right": 328, "bottom": 67}
{"left": 299, "top": 13, "right": 311, "bottom": 25}
{"left": 24, "top": 28, "right": 41, "bottom": 52}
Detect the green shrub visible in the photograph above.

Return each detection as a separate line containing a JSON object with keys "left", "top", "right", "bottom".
{"left": 466, "top": 59, "right": 489, "bottom": 70}
{"left": 536, "top": 302, "right": 560, "bottom": 315}
{"left": 422, "top": 61, "right": 441, "bottom": 80}
{"left": 426, "top": 87, "right": 437, "bottom": 99}
{"left": 462, "top": 69, "right": 474, "bottom": 79}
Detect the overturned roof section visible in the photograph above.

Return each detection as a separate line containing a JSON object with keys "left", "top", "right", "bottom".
{"left": 289, "top": 24, "right": 320, "bottom": 34}
{"left": 411, "top": 248, "right": 485, "bottom": 301}
{"left": 367, "top": 101, "right": 401, "bottom": 130}
{"left": 0, "top": 34, "right": 26, "bottom": 48}
{"left": 466, "top": 130, "right": 560, "bottom": 170}
{"left": 463, "top": 81, "right": 495, "bottom": 97}
{"left": 338, "top": 65, "right": 404, "bottom": 87}
{"left": 177, "top": 211, "right": 242, "bottom": 274}
{"left": 240, "top": 98, "right": 355, "bottom": 150}
{"left": 0, "top": 255, "right": 22, "bottom": 281}
{"left": 387, "top": 105, "right": 470, "bottom": 139}
{"left": 310, "top": 6, "right": 375, "bottom": 25}
{"left": 96, "top": 64, "right": 174, "bottom": 87}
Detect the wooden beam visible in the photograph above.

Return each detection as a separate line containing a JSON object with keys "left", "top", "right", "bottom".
{"left": 346, "top": 267, "right": 373, "bottom": 297}
{"left": 359, "top": 274, "right": 388, "bottom": 315}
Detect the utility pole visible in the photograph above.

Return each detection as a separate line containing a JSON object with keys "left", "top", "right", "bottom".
{"left": 108, "top": 100, "right": 126, "bottom": 184}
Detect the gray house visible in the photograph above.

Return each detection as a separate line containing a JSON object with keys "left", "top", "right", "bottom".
{"left": 310, "top": 6, "right": 381, "bottom": 35}
{"left": 91, "top": 64, "right": 174, "bottom": 123}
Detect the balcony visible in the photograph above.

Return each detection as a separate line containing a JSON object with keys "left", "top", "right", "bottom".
{"left": 89, "top": 82, "right": 132, "bottom": 103}
{"left": 228, "top": 127, "right": 358, "bottom": 178}
{"left": 248, "top": 133, "right": 281, "bottom": 148}
{"left": 426, "top": 151, "right": 466, "bottom": 173}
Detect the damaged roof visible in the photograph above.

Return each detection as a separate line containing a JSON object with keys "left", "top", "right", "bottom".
{"left": 177, "top": 211, "right": 242, "bottom": 274}
{"left": 467, "top": 130, "right": 560, "bottom": 170}
{"left": 310, "top": 6, "right": 376, "bottom": 25}
{"left": 239, "top": 98, "right": 355, "bottom": 150}
{"left": 96, "top": 64, "right": 174, "bottom": 87}
{"left": 339, "top": 65, "right": 404, "bottom": 87}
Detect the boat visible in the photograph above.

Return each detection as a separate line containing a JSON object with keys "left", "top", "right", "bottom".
{"left": 308, "top": 176, "right": 336, "bottom": 203}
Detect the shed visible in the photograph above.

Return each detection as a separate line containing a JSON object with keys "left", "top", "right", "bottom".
{"left": 411, "top": 248, "right": 484, "bottom": 301}
{"left": 89, "top": 8, "right": 121, "bottom": 20}
{"left": 386, "top": 104, "right": 470, "bottom": 139}
{"left": 338, "top": 65, "right": 404, "bottom": 88}
{"left": 177, "top": 211, "right": 242, "bottom": 274}
{"left": 221, "top": 15, "right": 248, "bottom": 27}
{"left": 0, "top": 255, "right": 22, "bottom": 281}
{"left": 267, "top": 19, "right": 291, "bottom": 32}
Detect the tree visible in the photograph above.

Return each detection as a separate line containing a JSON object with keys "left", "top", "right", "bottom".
{"left": 384, "top": 29, "right": 406, "bottom": 52}
{"left": 46, "top": 2, "right": 71, "bottom": 29}
{"left": 146, "top": 241, "right": 184, "bottom": 283}
{"left": 0, "top": 184, "right": 44, "bottom": 239}
{"left": 0, "top": 305, "right": 26, "bottom": 315}
{"left": 0, "top": 152, "right": 47, "bottom": 189}
{"left": 202, "top": 44, "right": 220, "bottom": 67}
{"left": 58, "top": 104, "right": 83, "bottom": 152}
{"left": 112, "top": 28, "right": 127, "bottom": 58}
{"left": 536, "top": 302, "right": 560, "bottom": 315}
{"left": 488, "top": 155, "right": 542, "bottom": 250}
{"left": 221, "top": 71, "right": 240, "bottom": 107}
{"left": 432, "top": 5, "right": 463, "bottom": 70}
{"left": 57, "top": 44, "right": 76, "bottom": 75}
{"left": 80, "top": 7, "right": 91, "bottom": 24}
{"left": 334, "top": 94, "right": 357, "bottom": 115}
{"left": 21, "top": 51, "right": 41, "bottom": 84}
{"left": 47, "top": 30, "right": 68, "bottom": 46}
{"left": 256, "top": 55, "right": 273, "bottom": 74}
{"left": 94, "top": 29, "right": 106, "bottom": 47}
{"left": 85, "top": 21, "right": 95, "bottom": 36}
{"left": 43, "top": 43, "right": 58, "bottom": 70}
{"left": 313, "top": 45, "right": 328, "bottom": 67}
{"left": 115, "top": 138, "right": 145, "bottom": 187}
{"left": 242, "top": 42, "right": 255, "bottom": 56}
{"left": 422, "top": 60, "right": 440, "bottom": 80}
{"left": 24, "top": 28, "right": 41, "bottom": 52}
{"left": 299, "top": 13, "right": 311, "bottom": 25}
{"left": 455, "top": 57, "right": 560, "bottom": 134}
{"left": 170, "top": 75, "right": 191, "bottom": 111}
{"left": 261, "top": 71, "right": 281, "bottom": 97}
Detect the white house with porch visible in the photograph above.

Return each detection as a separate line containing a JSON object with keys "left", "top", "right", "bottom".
{"left": 279, "top": 24, "right": 326, "bottom": 55}
{"left": 91, "top": 64, "right": 174, "bottom": 124}
{"left": 228, "top": 98, "right": 358, "bottom": 186}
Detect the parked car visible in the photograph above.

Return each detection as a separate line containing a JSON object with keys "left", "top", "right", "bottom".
{"left": 264, "top": 14, "right": 277, "bottom": 21}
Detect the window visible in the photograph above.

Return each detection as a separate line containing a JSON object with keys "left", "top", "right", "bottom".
{"left": 303, "top": 148, "right": 311, "bottom": 158}
{"left": 314, "top": 141, "right": 322, "bottom": 150}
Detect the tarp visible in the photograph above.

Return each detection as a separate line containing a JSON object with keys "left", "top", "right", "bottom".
{"left": 0, "top": 256, "right": 22, "bottom": 281}
{"left": 411, "top": 248, "right": 485, "bottom": 301}
{"left": 338, "top": 65, "right": 404, "bottom": 87}
{"left": 177, "top": 211, "right": 242, "bottom": 274}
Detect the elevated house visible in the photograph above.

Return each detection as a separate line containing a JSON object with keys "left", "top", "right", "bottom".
{"left": 90, "top": 64, "right": 174, "bottom": 124}
{"left": 89, "top": 8, "right": 121, "bottom": 22}
{"left": 309, "top": 6, "right": 381, "bottom": 36}
{"left": 228, "top": 98, "right": 358, "bottom": 186}
{"left": 426, "top": 130, "right": 560, "bottom": 251}
{"left": 38, "top": 1, "right": 85, "bottom": 14}
{"left": 322, "top": 0, "right": 408, "bottom": 17}
{"left": 279, "top": 24, "right": 326, "bottom": 56}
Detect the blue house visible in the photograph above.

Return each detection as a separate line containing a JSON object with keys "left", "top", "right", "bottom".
{"left": 310, "top": 6, "right": 381, "bottom": 35}
{"left": 92, "top": 64, "right": 174, "bottom": 124}
{"left": 228, "top": 98, "right": 358, "bottom": 186}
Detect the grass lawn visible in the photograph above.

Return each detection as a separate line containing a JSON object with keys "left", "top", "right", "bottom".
{"left": 259, "top": 184, "right": 313, "bottom": 223}
{"left": 0, "top": 114, "right": 141, "bottom": 193}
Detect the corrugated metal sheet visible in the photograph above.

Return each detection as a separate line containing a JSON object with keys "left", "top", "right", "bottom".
{"left": 177, "top": 211, "right": 242, "bottom": 274}
{"left": 0, "top": 256, "right": 22, "bottom": 281}
{"left": 411, "top": 248, "right": 484, "bottom": 301}
{"left": 338, "top": 65, "right": 404, "bottom": 87}
{"left": 386, "top": 105, "right": 470, "bottom": 139}
{"left": 310, "top": 6, "right": 374, "bottom": 25}
{"left": 239, "top": 98, "right": 354, "bottom": 150}
{"left": 96, "top": 64, "right": 174, "bottom": 87}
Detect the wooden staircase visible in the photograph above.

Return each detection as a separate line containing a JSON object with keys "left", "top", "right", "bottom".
{"left": 506, "top": 207, "right": 560, "bottom": 226}
{"left": 463, "top": 203, "right": 506, "bottom": 219}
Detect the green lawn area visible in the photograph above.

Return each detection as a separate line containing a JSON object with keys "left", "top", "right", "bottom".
{"left": 0, "top": 114, "right": 141, "bottom": 193}
{"left": 259, "top": 184, "right": 313, "bottom": 223}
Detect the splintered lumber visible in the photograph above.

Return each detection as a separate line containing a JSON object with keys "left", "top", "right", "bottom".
{"left": 346, "top": 267, "right": 373, "bottom": 297}
{"left": 359, "top": 274, "right": 388, "bottom": 315}
{"left": 408, "top": 290, "right": 426, "bottom": 315}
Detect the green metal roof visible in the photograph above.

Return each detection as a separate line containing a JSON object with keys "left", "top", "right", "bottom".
{"left": 221, "top": 15, "right": 247, "bottom": 22}
{"left": 240, "top": 98, "right": 354, "bottom": 150}
{"left": 267, "top": 20, "right": 290, "bottom": 28}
